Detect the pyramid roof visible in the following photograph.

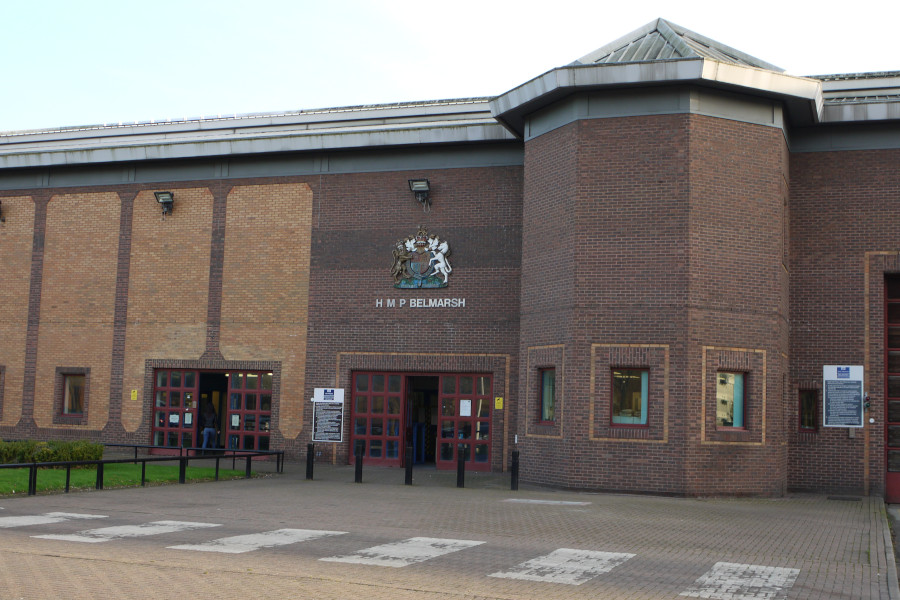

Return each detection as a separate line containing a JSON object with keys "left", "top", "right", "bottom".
{"left": 574, "top": 18, "right": 782, "bottom": 72}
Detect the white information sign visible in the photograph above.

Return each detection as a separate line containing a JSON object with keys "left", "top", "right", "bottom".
{"left": 313, "top": 388, "right": 345, "bottom": 403}
{"left": 460, "top": 399, "right": 472, "bottom": 417}
{"left": 823, "top": 365, "right": 864, "bottom": 428}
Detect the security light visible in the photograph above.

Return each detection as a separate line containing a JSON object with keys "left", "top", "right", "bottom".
{"left": 408, "top": 179, "right": 431, "bottom": 212}
{"left": 154, "top": 191, "right": 174, "bottom": 217}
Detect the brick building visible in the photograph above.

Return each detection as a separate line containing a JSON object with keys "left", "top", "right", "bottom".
{"left": 1, "top": 19, "right": 898, "bottom": 497}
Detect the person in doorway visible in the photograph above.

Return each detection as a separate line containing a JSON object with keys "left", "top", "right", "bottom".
{"left": 200, "top": 402, "right": 218, "bottom": 449}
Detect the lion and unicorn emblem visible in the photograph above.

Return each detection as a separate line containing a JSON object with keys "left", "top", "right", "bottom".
{"left": 391, "top": 226, "right": 452, "bottom": 288}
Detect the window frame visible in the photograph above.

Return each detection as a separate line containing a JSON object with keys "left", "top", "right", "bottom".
{"left": 53, "top": 367, "right": 90, "bottom": 425}
{"left": 798, "top": 389, "right": 818, "bottom": 431}
{"left": 538, "top": 368, "right": 556, "bottom": 424}
{"left": 716, "top": 371, "right": 745, "bottom": 429}
{"left": 610, "top": 368, "right": 649, "bottom": 427}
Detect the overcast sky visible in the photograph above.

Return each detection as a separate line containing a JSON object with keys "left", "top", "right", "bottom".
{"left": 1, "top": 0, "right": 897, "bottom": 132}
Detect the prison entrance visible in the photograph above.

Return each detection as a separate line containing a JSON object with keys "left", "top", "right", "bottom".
{"left": 350, "top": 372, "right": 492, "bottom": 471}
{"left": 150, "top": 369, "right": 273, "bottom": 453}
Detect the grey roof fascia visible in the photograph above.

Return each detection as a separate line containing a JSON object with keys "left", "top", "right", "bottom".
{"left": 0, "top": 100, "right": 515, "bottom": 169}
{"left": 489, "top": 59, "right": 823, "bottom": 137}
{"left": 822, "top": 101, "right": 900, "bottom": 123}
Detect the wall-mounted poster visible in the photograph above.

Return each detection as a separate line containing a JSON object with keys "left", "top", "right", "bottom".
{"left": 823, "top": 365, "right": 864, "bottom": 428}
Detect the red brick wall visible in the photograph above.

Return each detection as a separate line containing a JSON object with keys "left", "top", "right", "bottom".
{"left": 519, "top": 113, "right": 789, "bottom": 495}
{"left": 303, "top": 166, "right": 524, "bottom": 465}
{"left": 789, "top": 148, "right": 900, "bottom": 496}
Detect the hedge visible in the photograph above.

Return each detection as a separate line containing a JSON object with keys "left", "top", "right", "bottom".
{"left": 0, "top": 440, "right": 103, "bottom": 465}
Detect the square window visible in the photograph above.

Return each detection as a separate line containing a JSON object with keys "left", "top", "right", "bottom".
{"left": 799, "top": 389, "right": 818, "bottom": 430}
{"left": 716, "top": 372, "right": 745, "bottom": 428}
{"left": 611, "top": 369, "right": 648, "bottom": 425}
{"left": 63, "top": 374, "right": 85, "bottom": 415}
{"left": 540, "top": 368, "right": 555, "bottom": 422}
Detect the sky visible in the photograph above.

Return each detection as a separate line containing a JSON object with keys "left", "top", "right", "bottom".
{"left": 1, "top": 0, "right": 897, "bottom": 133}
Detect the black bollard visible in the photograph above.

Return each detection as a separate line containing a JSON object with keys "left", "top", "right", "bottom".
{"left": 511, "top": 450, "right": 520, "bottom": 491}
{"left": 306, "top": 443, "right": 315, "bottom": 480}
{"left": 456, "top": 447, "right": 466, "bottom": 488}
{"left": 404, "top": 444, "right": 413, "bottom": 485}
{"left": 354, "top": 445, "right": 364, "bottom": 483}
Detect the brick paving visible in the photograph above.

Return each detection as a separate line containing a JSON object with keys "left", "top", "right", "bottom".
{"left": 0, "top": 461, "right": 897, "bottom": 599}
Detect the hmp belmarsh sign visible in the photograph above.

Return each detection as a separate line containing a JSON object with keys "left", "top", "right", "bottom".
{"left": 375, "top": 298, "right": 466, "bottom": 308}
{"left": 823, "top": 365, "right": 864, "bottom": 428}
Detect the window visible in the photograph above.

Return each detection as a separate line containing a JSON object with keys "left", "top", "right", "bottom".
{"left": 539, "top": 368, "right": 555, "bottom": 422}
{"left": 716, "top": 372, "right": 744, "bottom": 428}
{"left": 62, "top": 374, "right": 85, "bottom": 415}
{"left": 612, "top": 369, "right": 648, "bottom": 425}
{"left": 799, "top": 389, "right": 818, "bottom": 431}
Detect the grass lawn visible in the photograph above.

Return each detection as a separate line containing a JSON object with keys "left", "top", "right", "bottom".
{"left": 0, "top": 462, "right": 252, "bottom": 496}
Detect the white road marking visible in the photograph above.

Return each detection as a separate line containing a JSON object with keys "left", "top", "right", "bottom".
{"left": 503, "top": 499, "right": 591, "bottom": 506}
{"left": 0, "top": 512, "right": 107, "bottom": 528}
{"left": 168, "top": 528, "right": 347, "bottom": 553}
{"left": 33, "top": 520, "right": 220, "bottom": 543}
{"left": 321, "top": 536, "right": 484, "bottom": 567}
{"left": 680, "top": 562, "right": 800, "bottom": 600}
{"left": 489, "top": 548, "right": 635, "bottom": 585}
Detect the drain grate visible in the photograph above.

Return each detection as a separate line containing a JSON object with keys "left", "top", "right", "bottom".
{"left": 827, "top": 496, "right": 862, "bottom": 501}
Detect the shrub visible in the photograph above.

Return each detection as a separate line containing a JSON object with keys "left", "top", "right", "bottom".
{"left": 0, "top": 440, "right": 103, "bottom": 465}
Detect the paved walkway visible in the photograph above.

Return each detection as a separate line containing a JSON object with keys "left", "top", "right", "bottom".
{"left": 0, "top": 458, "right": 897, "bottom": 599}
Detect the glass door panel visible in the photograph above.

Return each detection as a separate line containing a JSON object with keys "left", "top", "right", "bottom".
{"left": 435, "top": 374, "right": 492, "bottom": 472}
{"left": 226, "top": 371, "right": 273, "bottom": 451}
{"left": 151, "top": 369, "right": 199, "bottom": 452}
{"left": 350, "top": 372, "right": 404, "bottom": 467}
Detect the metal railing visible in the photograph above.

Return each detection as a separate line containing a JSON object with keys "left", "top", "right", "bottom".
{"left": 0, "top": 445, "right": 284, "bottom": 496}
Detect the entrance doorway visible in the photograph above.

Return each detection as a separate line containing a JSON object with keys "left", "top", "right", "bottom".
{"left": 350, "top": 372, "right": 492, "bottom": 471}
{"left": 150, "top": 369, "right": 273, "bottom": 453}
{"left": 407, "top": 376, "right": 438, "bottom": 465}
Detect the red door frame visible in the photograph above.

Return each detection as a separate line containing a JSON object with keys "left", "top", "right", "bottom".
{"left": 886, "top": 279, "right": 900, "bottom": 502}
{"left": 349, "top": 371, "right": 492, "bottom": 471}
{"left": 150, "top": 369, "right": 273, "bottom": 454}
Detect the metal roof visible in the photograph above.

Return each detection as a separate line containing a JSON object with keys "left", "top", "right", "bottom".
{"left": 574, "top": 18, "right": 783, "bottom": 72}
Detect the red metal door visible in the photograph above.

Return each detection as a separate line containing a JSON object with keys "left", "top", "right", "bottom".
{"left": 436, "top": 374, "right": 492, "bottom": 472}
{"left": 151, "top": 369, "right": 199, "bottom": 452}
{"left": 350, "top": 372, "right": 404, "bottom": 467}
{"left": 886, "top": 279, "right": 900, "bottom": 502}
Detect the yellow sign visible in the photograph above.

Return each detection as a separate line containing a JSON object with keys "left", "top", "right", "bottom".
{"left": 131, "top": 389, "right": 138, "bottom": 401}
{"left": 494, "top": 397, "right": 504, "bottom": 410}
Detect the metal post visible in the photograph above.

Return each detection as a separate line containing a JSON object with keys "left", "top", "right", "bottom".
{"left": 65, "top": 465, "right": 72, "bottom": 493}
{"left": 96, "top": 463, "right": 104, "bottom": 490}
{"left": 28, "top": 464, "right": 37, "bottom": 496}
{"left": 511, "top": 450, "right": 520, "bottom": 491}
{"left": 214, "top": 457, "right": 220, "bottom": 481}
{"left": 457, "top": 447, "right": 466, "bottom": 488}
{"left": 306, "top": 443, "right": 315, "bottom": 480}
{"left": 178, "top": 457, "right": 187, "bottom": 484}
{"left": 354, "top": 445, "right": 363, "bottom": 483}
{"left": 141, "top": 461, "right": 146, "bottom": 486}
{"left": 245, "top": 456, "right": 252, "bottom": 479}
{"left": 404, "top": 444, "right": 413, "bottom": 485}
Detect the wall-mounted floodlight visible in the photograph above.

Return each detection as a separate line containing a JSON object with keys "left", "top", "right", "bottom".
{"left": 408, "top": 179, "right": 431, "bottom": 212}
{"left": 154, "top": 191, "right": 174, "bottom": 218}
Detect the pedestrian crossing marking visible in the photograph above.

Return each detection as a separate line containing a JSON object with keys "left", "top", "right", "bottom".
{"left": 489, "top": 548, "right": 635, "bottom": 585}
{"left": 33, "top": 520, "right": 220, "bottom": 543}
{"left": 320, "top": 536, "right": 485, "bottom": 568}
{"left": 503, "top": 499, "right": 591, "bottom": 506}
{"left": 0, "top": 512, "right": 107, "bottom": 528}
{"left": 168, "top": 528, "right": 347, "bottom": 553}
{"left": 679, "top": 561, "right": 800, "bottom": 600}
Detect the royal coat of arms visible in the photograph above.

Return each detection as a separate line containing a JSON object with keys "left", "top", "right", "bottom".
{"left": 391, "top": 227, "right": 452, "bottom": 288}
